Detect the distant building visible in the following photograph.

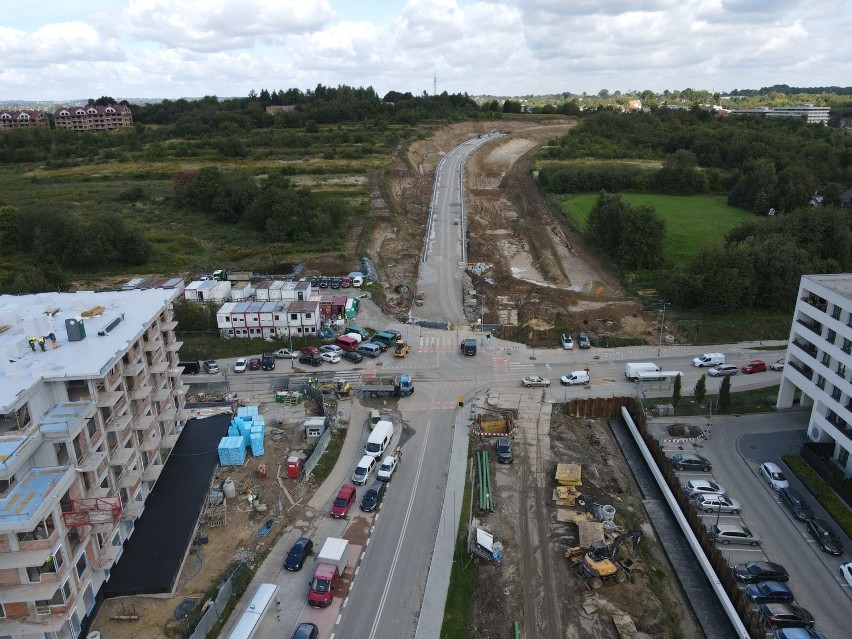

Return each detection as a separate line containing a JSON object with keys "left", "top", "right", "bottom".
{"left": 54, "top": 104, "right": 133, "bottom": 131}
{"left": 0, "top": 109, "right": 49, "bottom": 130}
{"left": 0, "top": 289, "right": 186, "bottom": 637}
{"left": 265, "top": 105, "right": 297, "bottom": 114}
{"left": 729, "top": 103, "right": 830, "bottom": 125}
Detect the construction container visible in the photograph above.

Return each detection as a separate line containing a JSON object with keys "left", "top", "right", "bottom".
{"left": 287, "top": 456, "right": 301, "bottom": 478}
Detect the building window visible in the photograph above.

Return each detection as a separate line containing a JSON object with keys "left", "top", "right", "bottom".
{"left": 838, "top": 363, "right": 847, "bottom": 379}
{"left": 840, "top": 447, "right": 850, "bottom": 466}
{"left": 290, "top": 313, "right": 297, "bottom": 320}
{"left": 0, "top": 603, "right": 5, "bottom": 618}
{"left": 816, "top": 375, "right": 826, "bottom": 390}
{"left": 76, "top": 552, "right": 88, "bottom": 580}
{"left": 831, "top": 387, "right": 842, "bottom": 402}
{"left": 831, "top": 305, "right": 842, "bottom": 320}
{"left": 843, "top": 338, "right": 852, "bottom": 355}
{"left": 827, "top": 329, "right": 836, "bottom": 344}
{"left": 822, "top": 353, "right": 831, "bottom": 367}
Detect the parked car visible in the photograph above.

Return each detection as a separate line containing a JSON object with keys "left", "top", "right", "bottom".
{"left": 319, "top": 277, "right": 329, "bottom": 288}
{"left": 274, "top": 348, "right": 298, "bottom": 359}
{"left": 772, "top": 629, "right": 829, "bottom": 639}
{"left": 758, "top": 603, "right": 814, "bottom": 630}
{"left": 290, "top": 623, "right": 319, "bottom": 639}
{"left": 742, "top": 359, "right": 767, "bottom": 374}
{"left": 320, "top": 344, "right": 343, "bottom": 354}
{"left": 261, "top": 352, "right": 275, "bottom": 370}
{"left": 495, "top": 437, "right": 513, "bottom": 464}
{"left": 841, "top": 562, "right": 852, "bottom": 588}
{"left": 330, "top": 484, "right": 357, "bottom": 518}
{"left": 693, "top": 493, "right": 741, "bottom": 514}
{"left": 204, "top": 360, "right": 219, "bottom": 374}
{"left": 560, "top": 333, "right": 574, "bottom": 350}
{"left": 769, "top": 358, "right": 786, "bottom": 371}
{"left": 760, "top": 461, "right": 789, "bottom": 490}
{"left": 248, "top": 357, "right": 261, "bottom": 370}
{"left": 577, "top": 332, "right": 591, "bottom": 349}
{"left": 560, "top": 371, "right": 590, "bottom": 386}
{"left": 301, "top": 346, "right": 321, "bottom": 356}
{"left": 341, "top": 276, "right": 352, "bottom": 288}
{"left": 377, "top": 456, "right": 397, "bottom": 481}
{"left": 234, "top": 358, "right": 247, "bottom": 373}
{"left": 708, "top": 364, "right": 738, "bottom": 377}
{"left": 734, "top": 561, "right": 789, "bottom": 583}
{"left": 746, "top": 581, "right": 795, "bottom": 605}
{"left": 711, "top": 523, "right": 760, "bottom": 545}
{"left": 683, "top": 479, "right": 727, "bottom": 497}
{"left": 522, "top": 376, "right": 550, "bottom": 388}
{"left": 309, "top": 276, "right": 320, "bottom": 287}
{"left": 283, "top": 537, "right": 314, "bottom": 571}
{"left": 360, "top": 480, "right": 386, "bottom": 512}
{"left": 352, "top": 455, "right": 377, "bottom": 485}
{"left": 671, "top": 453, "right": 712, "bottom": 472}
{"left": 299, "top": 354, "right": 323, "bottom": 367}
{"left": 330, "top": 277, "right": 341, "bottom": 289}
{"left": 320, "top": 352, "right": 341, "bottom": 364}
{"left": 807, "top": 518, "right": 844, "bottom": 555}
{"left": 342, "top": 351, "right": 364, "bottom": 364}
{"left": 778, "top": 488, "right": 814, "bottom": 521}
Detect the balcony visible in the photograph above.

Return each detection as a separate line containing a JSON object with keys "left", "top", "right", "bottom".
{"left": 76, "top": 449, "right": 106, "bottom": 473}
{"left": 166, "top": 340, "right": 184, "bottom": 353}
{"left": 96, "top": 391, "right": 123, "bottom": 409}
{"left": 149, "top": 360, "right": 168, "bottom": 374}
{"left": 795, "top": 317, "right": 823, "bottom": 337}
{"left": 143, "top": 338, "right": 162, "bottom": 352}
{"left": 141, "top": 434, "right": 161, "bottom": 452}
{"left": 142, "top": 463, "right": 164, "bottom": 482}
{"left": 158, "top": 406, "right": 177, "bottom": 422}
{"left": 801, "top": 294, "right": 828, "bottom": 313}
{"left": 120, "top": 500, "right": 144, "bottom": 521}
{"left": 94, "top": 543, "right": 122, "bottom": 570}
{"left": 162, "top": 432, "right": 180, "bottom": 449}
{"left": 792, "top": 338, "right": 818, "bottom": 359}
{"left": 160, "top": 320, "right": 178, "bottom": 331}
{"left": 106, "top": 414, "right": 131, "bottom": 433}
{"left": 133, "top": 414, "right": 155, "bottom": 432}
{"left": 109, "top": 447, "right": 134, "bottom": 468}
{"left": 154, "top": 387, "right": 171, "bottom": 402}
{"left": 119, "top": 468, "right": 142, "bottom": 489}
{"left": 123, "top": 361, "right": 144, "bottom": 377}
{"left": 130, "top": 384, "right": 152, "bottom": 401}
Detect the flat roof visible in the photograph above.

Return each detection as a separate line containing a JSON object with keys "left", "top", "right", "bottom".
{"left": 803, "top": 274, "right": 852, "bottom": 301}
{"left": 0, "top": 289, "right": 179, "bottom": 411}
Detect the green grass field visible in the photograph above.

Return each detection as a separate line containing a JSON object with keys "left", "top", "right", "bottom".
{"left": 560, "top": 193, "right": 753, "bottom": 266}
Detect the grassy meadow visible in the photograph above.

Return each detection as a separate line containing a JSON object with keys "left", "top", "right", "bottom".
{"left": 559, "top": 193, "right": 753, "bottom": 266}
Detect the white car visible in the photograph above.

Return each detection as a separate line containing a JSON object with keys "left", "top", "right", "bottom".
{"left": 234, "top": 358, "right": 248, "bottom": 373}
{"left": 320, "top": 344, "right": 343, "bottom": 354}
{"left": 560, "top": 333, "right": 574, "bottom": 350}
{"left": 759, "top": 462, "right": 789, "bottom": 490}
{"left": 320, "top": 352, "right": 341, "bottom": 364}
{"left": 841, "top": 562, "right": 852, "bottom": 588}
{"left": 274, "top": 348, "right": 298, "bottom": 359}
{"left": 377, "top": 456, "right": 397, "bottom": 481}
{"left": 522, "top": 376, "right": 550, "bottom": 388}
{"left": 769, "top": 358, "right": 785, "bottom": 371}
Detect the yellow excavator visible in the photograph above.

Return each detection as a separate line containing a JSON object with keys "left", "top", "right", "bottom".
{"left": 578, "top": 530, "right": 642, "bottom": 589}
{"left": 394, "top": 339, "right": 411, "bottom": 358}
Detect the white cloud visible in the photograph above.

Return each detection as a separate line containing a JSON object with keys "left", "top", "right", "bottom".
{"left": 0, "top": 22, "right": 123, "bottom": 68}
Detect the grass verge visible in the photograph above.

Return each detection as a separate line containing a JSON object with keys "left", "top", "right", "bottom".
{"left": 782, "top": 455, "right": 852, "bottom": 538}
{"left": 649, "top": 385, "right": 781, "bottom": 417}
{"left": 311, "top": 430, "right": 345, "bottom": 484}
{"left": 440, "top": 455, "right": 476, "bottom": 638}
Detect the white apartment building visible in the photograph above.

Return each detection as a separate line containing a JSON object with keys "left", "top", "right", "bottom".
{"left": 729, "top": 103, "right": 830, "bottom": 125}
{"left": 0, "top": 289, "right": 187, "bottom": 638}
{"left": 777, "top": 274, "right": 852, "bottom": 476}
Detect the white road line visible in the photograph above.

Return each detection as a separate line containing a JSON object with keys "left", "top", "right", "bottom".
{"left": 367, "top": 417, "right": 433, "bottom": 639}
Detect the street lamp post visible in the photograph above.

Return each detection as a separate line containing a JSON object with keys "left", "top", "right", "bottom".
{"left": 657, "top": 301, "right": 671, "bottom": 357}
{"left": 289, "top": 331, "right": 294, "bottom": 369}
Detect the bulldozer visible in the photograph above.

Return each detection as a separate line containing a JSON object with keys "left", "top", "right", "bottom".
{"left": 575, "top": 530, "right": 642, "bottom": 589}
{"left": 394, "top": 339, "right": 411, "bottom": 358}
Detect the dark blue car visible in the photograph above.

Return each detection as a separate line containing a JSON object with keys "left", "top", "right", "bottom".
{"left": 746, "top": 581, "right": 794, "bottom": 604}
{"left": 283, "top": 537, "right": 313, "bottom": 571}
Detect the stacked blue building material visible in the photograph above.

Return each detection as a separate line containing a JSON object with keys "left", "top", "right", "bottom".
{"left": 237, "top": 406, "right": 259, "bottom": 419}
{"left": 227, "top": 417, "right": 242, "bottom": 438}
{"left": 250, "top": 424, "right": 265, "bottom": 457}
{"left": 217, "top": 436, "right": 247, "bottom": 466}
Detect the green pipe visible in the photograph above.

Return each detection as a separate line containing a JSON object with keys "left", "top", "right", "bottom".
{"left": 513, "top": 621, "right": 520, "bottom": 638}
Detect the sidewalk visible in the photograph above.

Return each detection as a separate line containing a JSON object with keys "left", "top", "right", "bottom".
{"left": 308, "top": 401, "right": 368, "bottom": 510}
{"left": 414, "top": 402, "right": 471, "bottom": 639}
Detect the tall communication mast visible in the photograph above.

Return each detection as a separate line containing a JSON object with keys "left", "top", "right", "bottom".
{"left": 433, "top": 70, "right": 437, "bottom": 96}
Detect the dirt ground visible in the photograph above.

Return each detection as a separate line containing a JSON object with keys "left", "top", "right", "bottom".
{"left": 92, "top": 396, "right": 329, "bottom": 639}
{"left": 466, "top": 406, "right": 702, "bottom": 639}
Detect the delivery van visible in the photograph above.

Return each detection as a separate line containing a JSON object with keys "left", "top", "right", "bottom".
{"left": 693, "top": 353, "right": 725, "bottom": 368}
{"left": 365, "top": 420, "right": 394, "bottom": 458}
{"left": 625, "top": 362, "right": 662, "bottom": 380}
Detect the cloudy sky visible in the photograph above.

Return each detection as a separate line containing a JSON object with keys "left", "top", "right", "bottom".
{"left": 1, "top": 0, "right": 848, "bottom": 102}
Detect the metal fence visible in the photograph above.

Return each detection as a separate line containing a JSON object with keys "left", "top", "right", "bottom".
{"left": 186, "top": 565, "right": 238, "bottom": 639}
{"left": 302, "top": 425, "right": 333, "bottom": 479}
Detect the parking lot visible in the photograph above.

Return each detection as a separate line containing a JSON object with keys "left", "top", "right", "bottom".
{"left": 651, "top": 411, "right": 851, "bottom": 637}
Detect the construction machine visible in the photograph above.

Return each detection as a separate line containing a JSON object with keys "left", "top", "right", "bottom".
{"left": 394, "top": 339, "right": 411, "bottom": 358}
{"left": 575, "top": 530, "right": 642, "bottom": 589}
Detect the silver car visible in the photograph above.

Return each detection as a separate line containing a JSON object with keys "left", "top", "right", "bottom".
{"left": 683, "top": 479, "right": 727, "bottom": 498}
{"left": 708, "top": 364, "right": 738, "bottom": 377}
{"left": 693, "top": 493, "right": 741, "bottom": 514}
{"left": 711, "top": 523, "right": 760, "bottom": 546}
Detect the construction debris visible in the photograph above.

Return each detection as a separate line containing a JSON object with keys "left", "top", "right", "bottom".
{"left": 555, "top": 463, "right": 582, "bottom": 486}
{"left": 552, "top": 485, "right": 582, "bottom": 506}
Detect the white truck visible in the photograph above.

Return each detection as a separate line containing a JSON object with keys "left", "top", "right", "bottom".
{"left": 692, "top": 353, "right": 725, "bottom": 368}
{"left": 624, "top": 362, "right": 662, "bottom": 380}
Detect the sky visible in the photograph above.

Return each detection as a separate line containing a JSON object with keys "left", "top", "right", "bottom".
{"left": 1, "top": 0, "right": 849, "bottom": 102}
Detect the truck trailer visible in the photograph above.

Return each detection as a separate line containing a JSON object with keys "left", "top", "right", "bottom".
{"left": 362, "top": 374, "right": 414, "bottom": 397}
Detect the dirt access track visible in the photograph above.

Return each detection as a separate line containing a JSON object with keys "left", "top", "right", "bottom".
{"left": 379, "top": 119, "right": 657, "bottom": 342}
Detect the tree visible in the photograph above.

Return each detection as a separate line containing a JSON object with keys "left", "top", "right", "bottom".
{"left": 672, "top": 373, "right": 682, "bottom": 408}
{"left": 718, "top": 375, "right": 731, "bottom": 411}
{"left": 0, "top": 205, "right": 18, "bottom": 253}
{"left": 694, "top": 374, "right": 707, "bottom": 404}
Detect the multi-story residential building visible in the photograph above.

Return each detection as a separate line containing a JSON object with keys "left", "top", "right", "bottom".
{"left": 777, "top": 274, "right": 852, "bottom": 476}
{"left": 729, "top": 103, "right": 830, "bottom": 125}
{"left": 0, "top": 289, "right": 186, "bottom": 638}
{"left": 53, "top": 105, "right": 133, "bottom": 131}
{"left": 0, "top": 110, "right": 49, "bottom": 130}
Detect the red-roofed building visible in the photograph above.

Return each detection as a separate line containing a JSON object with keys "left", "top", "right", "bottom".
{"left": 0, "top": 109, "right": 49, "bottom": 129}
{"left": 54, "top": 104, "right": 133, "bottom": 131}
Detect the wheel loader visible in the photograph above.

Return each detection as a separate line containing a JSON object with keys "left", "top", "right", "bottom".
{"left": 573, "top": 530, "right": 642, "bottom": 589}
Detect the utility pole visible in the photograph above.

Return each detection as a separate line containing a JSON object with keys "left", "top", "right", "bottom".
{"left": 433, "top": 69, "right": 437, "bottom": 96}
{"left": 657, "top": 301, "right": 671, "bottom": 357}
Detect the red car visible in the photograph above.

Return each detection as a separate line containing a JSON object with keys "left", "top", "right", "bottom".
{"left": 248, "top": 358, "right": 261, "bottom": 370}
{"left": 742, "top": 360, "right": 767, "bottom": 374}
{"left": 330, "top": 483, "right": 356, "bottom": 518}
{"left": 301, "top": 345, "right": 321, "bottom": 356}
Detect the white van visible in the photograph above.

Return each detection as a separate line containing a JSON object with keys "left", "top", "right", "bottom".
{"left": 692, "top": 353, "right": 725, "bottom": 368}
{"left": 624, "top": 362, "right": 662, "bottom": 380}
{"left": 365, "top": 420, "right": 394, "bottom": 458}
{"left": 560, "top": 370, "right": 590, "bottom": 386}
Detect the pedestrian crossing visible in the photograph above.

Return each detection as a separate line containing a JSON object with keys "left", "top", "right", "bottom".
{"left": 492, "top": 356, "right": 535, "bottom": 374}
{"left": 416, "top": 335, "right": 459, "bottom": 353}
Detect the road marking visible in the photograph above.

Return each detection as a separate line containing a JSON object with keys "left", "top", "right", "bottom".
{"left": 367, "top": 417, "right": 432, "bottom": 639}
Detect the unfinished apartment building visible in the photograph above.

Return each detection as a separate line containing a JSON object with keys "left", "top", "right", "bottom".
{"left": 0, "top": 289, "right": 186, "bottom": 638}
